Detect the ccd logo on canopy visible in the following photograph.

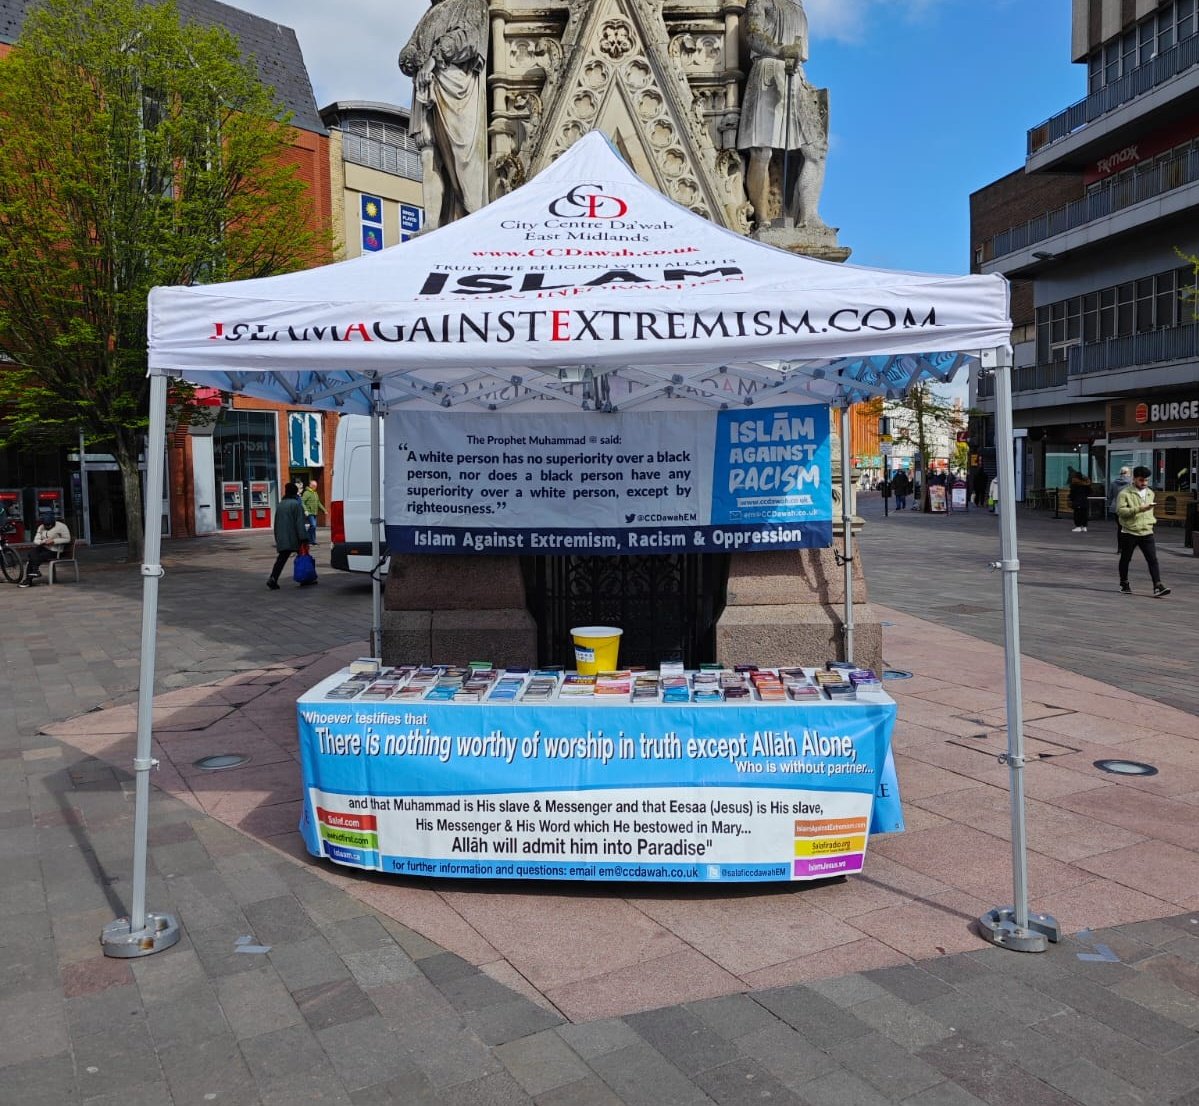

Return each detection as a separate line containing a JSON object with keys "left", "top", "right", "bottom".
{"left": 549, "top": 184, "right": 629, "bottom": 219}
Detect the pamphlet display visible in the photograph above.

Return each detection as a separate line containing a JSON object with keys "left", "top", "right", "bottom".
{"left": 297, "top": 662, "right": 900, "bottom": 884}
{"left": 386, "top": 401, "right": 833, "bottom": 556}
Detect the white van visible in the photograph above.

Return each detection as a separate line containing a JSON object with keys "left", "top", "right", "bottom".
{"left": 329, "top": 414, "right": 387, "bottom": 574}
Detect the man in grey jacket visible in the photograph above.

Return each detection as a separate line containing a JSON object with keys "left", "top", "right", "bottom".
{"left": 267, "top": 483, "right": 309, "bottom": 590}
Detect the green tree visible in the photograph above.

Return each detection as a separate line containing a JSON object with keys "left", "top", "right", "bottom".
{"left": 889, "top": 383, "right": 966, "bottom": 511}
{"left": 0, "top": 0, "right": 326, "bottom": 559}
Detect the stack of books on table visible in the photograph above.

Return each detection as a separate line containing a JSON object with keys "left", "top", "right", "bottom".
{"left": 750, "top": 671, "right": 786, "bottom": 701}
{"left": 595, "top": 670, "right": 632, "bottom": 697}
{"left": 559, "top": 674, "right": 596, "bottom": 698}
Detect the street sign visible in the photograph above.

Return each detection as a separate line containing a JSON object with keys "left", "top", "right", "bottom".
{"left": 880, "top": 442, "right": 893, "bottom": 456}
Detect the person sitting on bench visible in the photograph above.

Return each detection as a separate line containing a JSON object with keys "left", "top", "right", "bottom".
{"left": 20, "top": 509, "right": 71, "bottom": 587}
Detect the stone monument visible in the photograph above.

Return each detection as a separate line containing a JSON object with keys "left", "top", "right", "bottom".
{"left": 385, "top": 0, "right": 880, "bottom": 677}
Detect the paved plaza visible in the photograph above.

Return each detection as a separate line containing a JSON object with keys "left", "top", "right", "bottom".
{"left": 2, "top": 510, "right": 1198, "bottom": 1105}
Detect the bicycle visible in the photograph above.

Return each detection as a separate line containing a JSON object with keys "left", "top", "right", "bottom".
{"left": 0, "top": 520, "right": 25, "bottom": 583}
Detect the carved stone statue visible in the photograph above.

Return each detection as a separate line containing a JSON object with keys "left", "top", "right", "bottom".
{"left": 399, "top": 0, "right": 489, "bottom": 228}
{"left": 737, "top": 0, "right": 829, "bottom": 230}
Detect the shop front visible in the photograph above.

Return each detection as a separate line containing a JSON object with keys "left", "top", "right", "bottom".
{"left": 1106, "top": 391, "right": 1198, "bottom": 528}
{"left": 210, "top": 410, "right": 280, "bottom": 531}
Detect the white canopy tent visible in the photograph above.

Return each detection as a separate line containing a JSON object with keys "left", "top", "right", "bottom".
{"left": 106, "top": 132, "right": 1056, "bottom": 956}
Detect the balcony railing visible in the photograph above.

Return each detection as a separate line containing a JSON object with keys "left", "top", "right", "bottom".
{"left": 1028, "top": 33, "right": 1199, "bottom": 156}
{"left": 342, "top": 132, "right": 422, "bottom": 181}
{"left": 1067, "top": 320, "right": 1199, "bottom": 375}
{"left": 974, "top": 360, "right": 1068, "bottom": 401}
{"left": 987, "top": 145, "right": 1199, "bottom": 261}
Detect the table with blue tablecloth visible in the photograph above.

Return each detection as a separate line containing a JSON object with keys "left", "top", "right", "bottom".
{"left": 297, "top": 670, "right": 902, "bottom": 884}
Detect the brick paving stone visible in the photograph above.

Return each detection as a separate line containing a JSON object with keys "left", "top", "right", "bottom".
{"left": 690, "top": 1056, "right": 809, "bottom": 1105}
{"left": 588, "top": 1042, "right": 715, "bottom": 1106}
{"left": 532, "top": 1076, "right": 627, "bottom": 1106}
{"left": 465, "top": 996, "right": 566, "bottom": 1047}
{"left": 214, "top": 964, "right": 304, "bottom": 1040}
{"left": 624, "top": 1005, "right": 741, "bottom": 1077}
{"left": 294, "top": 976, "right": 378, "bottom": 1031}
{"left": 494, "top": 1029, "right": 591, "bottom": 1096}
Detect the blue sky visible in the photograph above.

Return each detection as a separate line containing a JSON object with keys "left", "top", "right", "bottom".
{"left": 234, "top": 0, "right": 1083, "bottom": 275}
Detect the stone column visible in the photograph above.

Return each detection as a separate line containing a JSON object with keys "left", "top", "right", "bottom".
{"left": 382, "top": 555, "right": 537, "bottom": 667}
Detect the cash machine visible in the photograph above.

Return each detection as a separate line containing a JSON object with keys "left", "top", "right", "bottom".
{"left": 249, "top": 481, "right": 272, "bottom": 529}
{"left": 221, "top": 482, "right": 244, "bottom": 530}
{"left": 0, "top": 489, "right": 24, "bottom": 542}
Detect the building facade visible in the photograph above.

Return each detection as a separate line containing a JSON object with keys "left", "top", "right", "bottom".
{"left": 971, "top": 0, "right": 1199, "bottom": 525}
{"left": 0, "top": 0, "right": 335, "bottom": 544}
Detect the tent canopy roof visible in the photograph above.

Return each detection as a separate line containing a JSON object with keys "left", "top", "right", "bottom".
{"left": 148, "top": 131, "right": 1009, "bottom": 414}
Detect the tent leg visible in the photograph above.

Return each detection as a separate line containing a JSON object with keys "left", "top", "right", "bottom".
{"left": 369, "top": 383, "right": 383, "bottom": 658}
{"left": 838, "top": 405, "right": 854, "bottom": 664}
{"left": 979, "top": 347, "right": 1059, "bottom": 953}
{"left": 101, "top": 372, "right": 180, "bottom": 958}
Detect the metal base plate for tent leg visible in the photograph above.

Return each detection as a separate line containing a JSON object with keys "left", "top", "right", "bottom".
{"left": 978, "top": 906, "right": 1060, "bottom": 952}
{"left": 101, "top": 912, "right": 181, "bottom": 958}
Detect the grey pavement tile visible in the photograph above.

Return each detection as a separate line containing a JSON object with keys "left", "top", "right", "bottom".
{"left": 841, "top": 992, "right": 956, "bottom": 1052}
{"left": 901, "top": 1082, "right": 989, "bottom": 1106}
{"left": 240, "top": 1022, "right": 333, "bottom": 1084}
{"left": 794, "top": 1068, "right": 894, "bottom": 1106}
{"left": 258, "top": 1071, "right": 354, "bottom": 1105}
{"left": 148, "top": 838, "right": 214, "bottom": 878}
{"left": 73, "top": 1020, "right": 163, "bottom": 1099}
{"left": 215, "top": 964, "right": 304, "bottom": 1040}
{"left": 803, "top": 972, "right": 891, "bottom": 1008}
{"left": 918, "top": 1034, "right": 1081, "bottom": 1106}
{"left": 318, "top": 1013, "right": 432, "bottom": 1093}
{"left": 753, "top": 986, "right": 873, "bottom": 1051}
{"left": 212, "top": 861, "right": 292, "bottom": 908}
{"left": 691, "top": 1057, "right": 809, "bottom": 1105}
{"left": 65, "top": 983, "right": 146, "bottom": 1040}
{"left": 157, "top": 1031, "right": 257, "bottom": 1103}
{"left": 1041, "top": 1056, "right": 1152, "bottom": 1106}
{"left": 1113, "top": 971, "right": 1199, "bottom": 1028}
{"left": 186, "top": 918, "right": 271, "bottom": 979}
{"left": 128, "top": 946, "right": 207, "bottom": 1004}
{"left": 0, "top": 987, "right": 70, "bottom": 1065}
{"left": 589, "top": 1041, "right": 714, "bottom": 1106}
{"left": 733, "top": 1019, "right": 839, "bottom": 1090}
{"left": 159, "top": 868, "right": 249, "bottom": 930}
{"left": 0, "top": 1052, "right": 79, "bottom": 1106}
{"left": 825, "top": 1028, "right": 945, "bottom": 1100}
{"left": 625, "top": 1004, "right": 741, "bottom": 1077}
{"left": 373, "top": 984, "right": 500, "bottom": 1088}
{"left": 555, "top": 1017, "right": 643, "bottom": 1061}
{"left": 532, "top": 1075, "right": 626, "bottom": 1106}
{"left": 952, "top": 972, "right": 1073, "bottom": 1025}
{"left": 322, "top": 914, "right": 395, "bottom": 955}
{"left": 1025, "top": 971, "right": 1198, "bottom": 1051}
{"left": 861, "top": 963, "right": 957, "bottom": 1006}
{"left": 143, "top": 979, "right": 229, "bottom": 1049}
{"left": 440, "top": 967, "right": 524, "bottom": 1013}
{"left": 294, "top": 977, "right": 378, "bottom": 1031}
{"left": 349, "top": 1070, "right": 440, "bottom": 1106}
{"left": 81, "top": 1083, "right": 174, "bottom": 1106}
{"left": 422, "top": 951, "right": 484, "bottom": 986}
{"left": 343, "top": 945, "right": 421, "bottom": 988}
{"left": 267, "top": 934, "right": 354, "bottom": 991}
{"left": 464, "top": 995, "right": 565, "bottom": 1047}
{"left": 244, "top": 893, "right": 322, "bottom": 946}
{"left": 437, "top": 1069, "right": 535, "bottom": 1106}
{"left": 494, "top": 1029, "right": 591, "bottom": 1096}
{"left": 685, "top": 993, "right": 781, "bottom": 1041}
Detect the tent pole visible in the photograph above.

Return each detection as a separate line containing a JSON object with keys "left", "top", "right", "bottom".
{"left": 100, "top": 372, "right": 180, "bottom": 958}
{"left": 370, "top": 381, "right": 383, "bottom": 658}
{"left": 838, "top": 404, "right": 854, "bottom": 663}
{"left": 979, "top": 346, "right": 1059, "bottom": 952}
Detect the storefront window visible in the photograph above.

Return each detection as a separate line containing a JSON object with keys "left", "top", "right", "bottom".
{"left": 213, "top": 410, "right": 278, "bottom": 525}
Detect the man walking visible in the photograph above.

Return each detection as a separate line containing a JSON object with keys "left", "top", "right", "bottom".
{"left": 1115, "top": 466, "right": 1170, "bottom": 597}
{"left": 301, "top": 480, "right": 323, "bottom": 545}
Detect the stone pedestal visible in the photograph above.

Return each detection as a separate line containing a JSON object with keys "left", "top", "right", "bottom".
{"left": 754, "top": 222, "right": 851, "bottom": 263}
{"left": 382, "top": 555, "right": 537, "bottom": 667}
{"left": 714, "top": 545, "right": 883, "bottom": 676}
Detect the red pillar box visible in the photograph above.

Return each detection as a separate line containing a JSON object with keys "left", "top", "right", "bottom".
{"left": 0, "top": 489, "right": 24, "bottom": 542}
{"left": 249, "top": 481, "right": 272, "bottom": 529}
{"left": 221, "top": 482, "right": 244, "bottom": 530}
